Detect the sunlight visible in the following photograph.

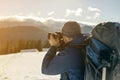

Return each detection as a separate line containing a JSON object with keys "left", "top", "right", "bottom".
{"left": 0, "top": 16, "right": 25, "bottom": 22}
{"left": 0, "top": 15, "right": 46, "bottom": 22}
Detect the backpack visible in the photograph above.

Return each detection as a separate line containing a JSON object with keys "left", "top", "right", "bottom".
{"left": 84, "top": 22, "right": 120, "bottom": 80}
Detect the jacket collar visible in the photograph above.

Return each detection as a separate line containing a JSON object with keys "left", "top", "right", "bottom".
{"left": 70, "top": 34, "right": 87, "bottom": 45}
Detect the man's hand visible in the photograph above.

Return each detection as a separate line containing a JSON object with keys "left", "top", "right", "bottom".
{"left": 49, "top": 34, "right": 60, "bottom": 47}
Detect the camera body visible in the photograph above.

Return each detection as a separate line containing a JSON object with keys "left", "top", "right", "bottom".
{"left": 48, "top": 32, "right": 65, "bottom": 51}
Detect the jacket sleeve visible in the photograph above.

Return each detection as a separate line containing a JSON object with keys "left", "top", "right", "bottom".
{"left": 41, "top": 46, "right": 72, "bottom": 75}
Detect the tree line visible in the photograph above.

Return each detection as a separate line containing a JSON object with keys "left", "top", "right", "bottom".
{"left": 0, "top": 39, "right": 42, "bottom": 55}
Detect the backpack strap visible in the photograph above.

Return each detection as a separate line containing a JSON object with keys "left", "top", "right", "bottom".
{"left": 65, "top": 72, "right": 70, "bottom": 80}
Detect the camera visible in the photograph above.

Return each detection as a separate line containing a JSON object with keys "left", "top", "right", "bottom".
{"left": 48, "top": 32, "right": 65, "bottom": 51}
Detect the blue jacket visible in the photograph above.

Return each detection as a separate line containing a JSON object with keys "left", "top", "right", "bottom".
{"left": 42, "top": 34, "right": 86, "bottom": 80}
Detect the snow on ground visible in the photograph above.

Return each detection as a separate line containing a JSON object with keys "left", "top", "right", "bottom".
{"left": 0, "top": 49, "right": 60, "bottom": 80}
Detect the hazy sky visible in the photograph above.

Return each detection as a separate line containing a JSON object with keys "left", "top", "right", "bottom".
{"left": 0, "top": 0, "right": 120, "bottom": 24}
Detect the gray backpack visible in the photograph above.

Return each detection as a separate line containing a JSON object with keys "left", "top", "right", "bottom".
{"left": 84, "top": 22, "right": 120, "bottom": 80}
{"left": 92, "top": 22, "right": 120, "bottom": 57}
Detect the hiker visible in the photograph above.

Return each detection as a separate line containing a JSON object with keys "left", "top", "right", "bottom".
{"left": 42, "top": 21, "right": 87, "bottom": 80}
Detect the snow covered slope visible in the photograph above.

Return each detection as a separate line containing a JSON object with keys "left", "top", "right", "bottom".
{"left": 0, "top": 49, "right": 60, "bottom": 80}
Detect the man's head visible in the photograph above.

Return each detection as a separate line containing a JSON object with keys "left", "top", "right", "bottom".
{"left": 61, "top": 21, "right": 81, "bottom": 43}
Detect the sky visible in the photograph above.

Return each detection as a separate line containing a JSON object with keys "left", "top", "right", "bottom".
{"left": 0, "top": 0, "right": 120, "bottom": 24}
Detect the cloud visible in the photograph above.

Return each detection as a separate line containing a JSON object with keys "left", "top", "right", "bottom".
{"left": 75, "top": 8, "right": 83, "bottom": 16}
{"left": 18, "top": 13, "right": 24, "bottom": 16}
{"left": 86, "top": 7, "right": 101, "bottom": 19}
{"left": 94, "top": 12, "right": 101, "bottom": 19}
{"left": 28, "top": 13, "right": 35, "bottom": 16}
{"left": 64, "top": 7, "right": 101, "bottom": 20}
{"left": 64, "top": 9, "right": 74, "bottom": 17}
{"left": 88, "top": 6, "right": 101, "bottom": 12}
{"left": 37, "top": 12, "right": 41, "bottom": 16}
{"left": 86, "top": 16, "right": 92, "bottom": 19}
{"left": 48, "top": 11, "right": 55, "bottom": 16}
{"left": 64, "top": 8, "right": 83, "bottom": 17}
{"left": 45, "top": 17, "right": 69, "bottom": 22}
{"left": 86, "top": 13, "right": 100, "bottom": 20}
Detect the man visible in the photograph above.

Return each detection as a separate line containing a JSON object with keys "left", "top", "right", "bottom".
{"left": 42, "top": 21, "right": 87, "bottom": 80}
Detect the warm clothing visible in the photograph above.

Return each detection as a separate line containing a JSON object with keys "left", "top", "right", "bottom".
{"left": 62, "top": 21, "right": 81, "bottom": 38}
{"left": 42, "top": 34, "right": 86, "bottom": 80}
